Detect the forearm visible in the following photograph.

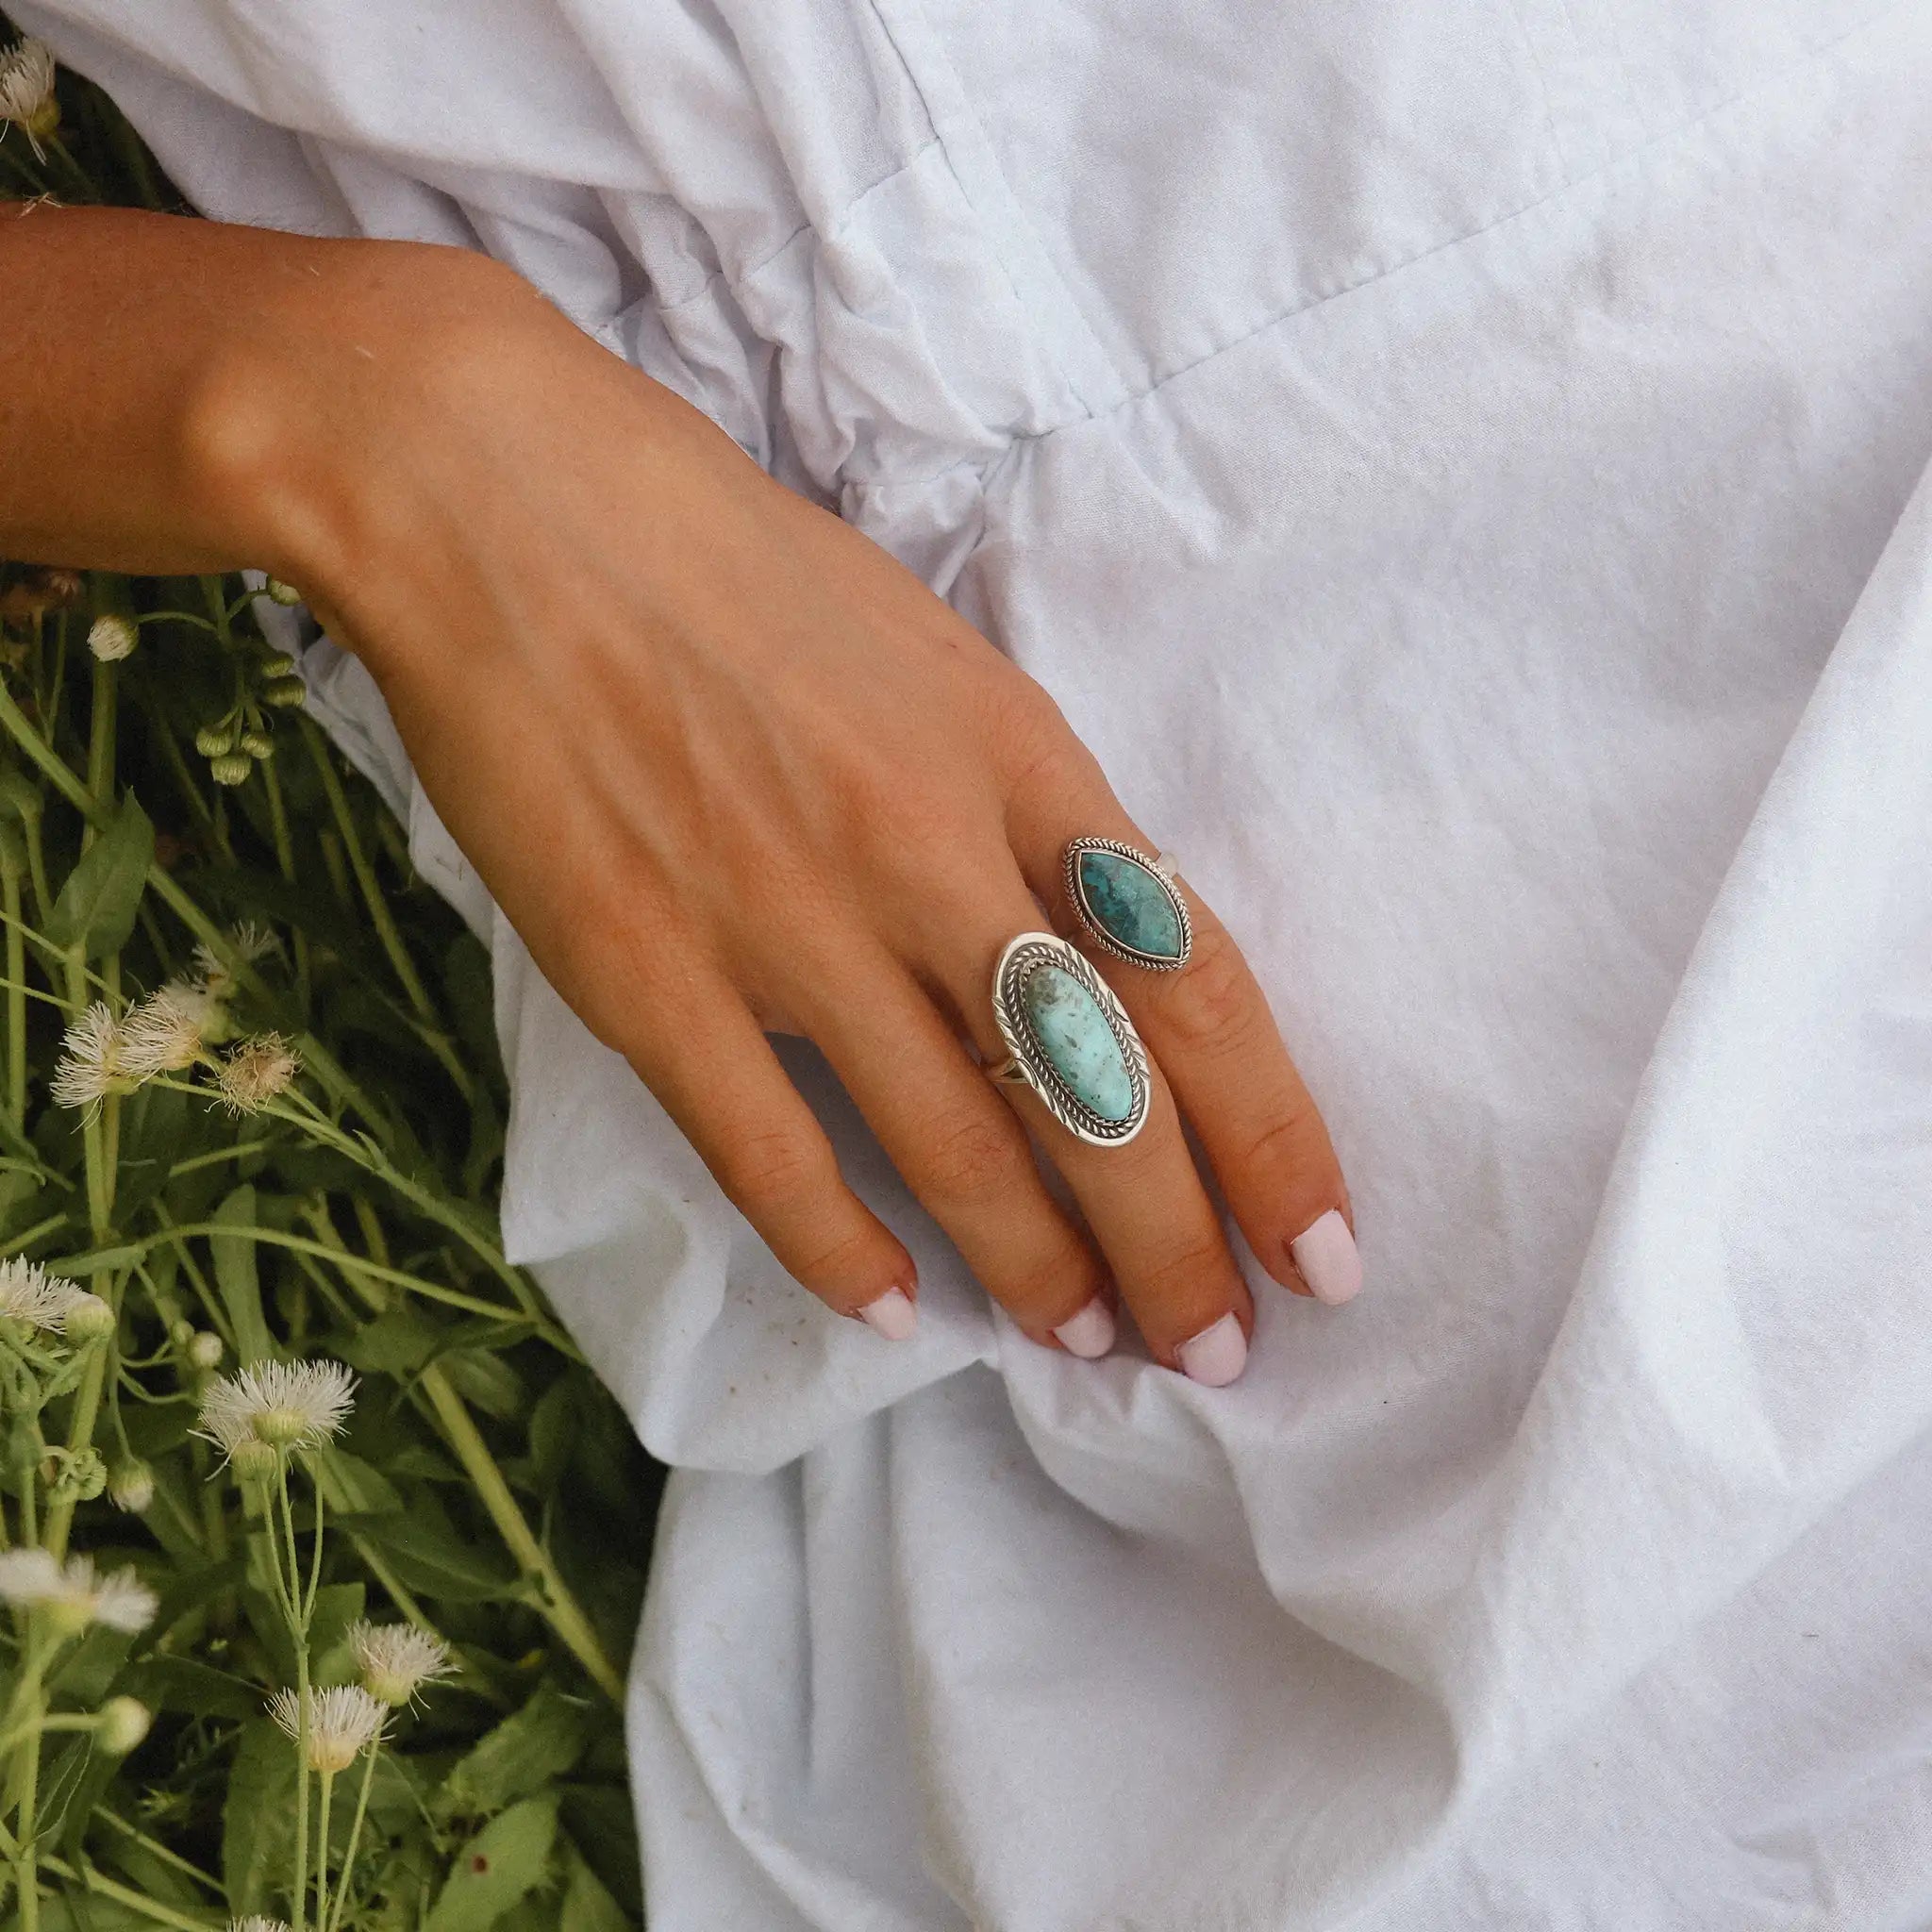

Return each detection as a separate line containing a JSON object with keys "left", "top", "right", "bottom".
{"left": 0, "top": 199, "right": 521, "bottom": 581}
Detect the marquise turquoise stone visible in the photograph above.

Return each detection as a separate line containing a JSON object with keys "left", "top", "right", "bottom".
{"left": 1078, "top": 850, "right": 1184, "bottom": 959}
{"left": 1021, "top": 964, "right": 1134, "bottom": 1122}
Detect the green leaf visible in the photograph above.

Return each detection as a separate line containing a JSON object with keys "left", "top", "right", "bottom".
{"left": 225, "top": 1717, "right": 298, "bottom": 1915}
{"left": 425, "top": 1793, "right": 559, "bottom": 1932}
{"left": 309, "top": 1446, "right": 405, "bottom": 1516}
{"left": 43, "top": 790, "right": 154, "bottom": 958}
{"left": 209, "top": 1182, "right": 274, "bottom": 1364}
{"left": 440, "top": 1348, "right": 525, "bottom": 1421}
{"left": 112, "top": 1080, "right": 192, "bottom": 1222}
{"left": 338, "top": 1305, "right": 443, "bottom": 1375}
{"left": 117, "top": 1653, "right": 263, "bottom": 1721}
{"left": 440, "top": 1684, "right": 591, "bottom": 1820}
{"left": 560, "top": 1844, "right": 634, "bottom": 1932}
{"left": 306, "top": 1588, "right": 367, "bottom": 1690}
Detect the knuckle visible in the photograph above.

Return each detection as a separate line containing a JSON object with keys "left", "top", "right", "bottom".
{"left": 995, "top": 1242, "right": 1105, "bottom": 1324}
{"left": 786, "top": 1223, "right": 884, "bottom": 1295}
{"left": 1162, "top": 925, "right": 1259, "bottom": 1058}
{"left": 1134, "top": 1232, "right": 1237, "bottom": 1311}
{"left": 1239, "top": 1108, "right": 1324, "bottom": 1188}
{"left": 917, "top": 1110, "right": 1027, "bottom": 1205}
{"left": 718, "top": 1125, "right": 835, "bottom": 1218}
{"left": 988, "top": 679, "right": 1090, "bottom": 796}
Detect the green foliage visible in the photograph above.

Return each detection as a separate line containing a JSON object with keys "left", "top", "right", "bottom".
{"left": 0, "top": 28, "right": 660, "bottom": 1927}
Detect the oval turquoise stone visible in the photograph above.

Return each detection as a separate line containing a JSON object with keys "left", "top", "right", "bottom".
{"left": 1078, "top": 850, "right": 1184, "bottom": 959}
{"left": 1021, "top": 964, "right": 1134, "bottom": 1122}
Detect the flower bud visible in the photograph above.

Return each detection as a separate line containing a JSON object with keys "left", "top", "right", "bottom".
{"left": 49, "top": 1446, "right": 108, "bottom": 1504}
{"left": 193, "top": 724, "right": 238, "bottom": 758}
{"left": 0, "top": 40, "right": 60, "bottom": 156}
{"left": 260, "top": 677, "right": 308, "bottom": 710}
{"left": 239, "top": 729, "right": 274, "bottom": 759}
{"left": 187, "top": 1330, "right": 224, "bottom": 1370}
{"left": 264, "top": 577, "right": 303, "bottom": 607}
{"left": 108, "top": 1459, "right": 156, "bottom": 1513}
{"left": 60, "top": 1291, "right": 115, "bottom": 1342}
{"left": 169, "top": 1318, "right": 194, "bottom": 1349}
{"left": 228, "top": 1437, "right": 278, "bottom": 1484}
{"left": 209, "top": 753, "right": 254, "bottom": 788}
{"left": 95, "top": 1696, "right": 152, "bottom": 1755}
{"left": 252, "top": 1405, "right": 308, "bottom": 1448}
{"left": 260, "top": 651, "right": 299, "bottom": 676}
{"left": 86, "top": 614, "right": 138, "bottom": 662}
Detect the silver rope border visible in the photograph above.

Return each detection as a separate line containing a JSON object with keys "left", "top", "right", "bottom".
{"left": 1063, "top": 836, "right": 1193, "bottom": 972}
{"left": 988, "top": 931, "right": 1151, "bottom": 1146}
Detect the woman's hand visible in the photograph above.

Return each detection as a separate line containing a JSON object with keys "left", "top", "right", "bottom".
{"left": 208, "top": 241, "right": 1363, "bottom": 1383}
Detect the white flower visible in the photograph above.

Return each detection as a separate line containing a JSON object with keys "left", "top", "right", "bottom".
{"left": 120, "top": 984, "right": 208, "bottom": 1077}
{"left": 108, "top": 1459, "right": 156, "bottom": 1513}
{"left": 187, "top": 1330, "right": 225, "bottom": 1371}
{"left": 269, "top": 1684, "right": 387, "bottom": 1774}
{"left": 0, "top": 1256, "right": 84, "bottom": 1331}
{"left": 215, "top": 1033, "right": 298, "bottom": 1115}
{"left": 229, "top": 1921, "right": 291, "bottom": 1932}
{"left": 96, "top": 1694, "right": 152, "bottom": 1753}
{"left": 0, "top": 1549, "right": 157, "bottom": 1634}
{"left": 192, "top": 921, "right": 277, "bottom": 999}
{"left": 0, "top": 38, "right": 58, "bottom": 158}
{"left": 195, "top": 1357, "right": 357, "bottom": 1459}
{"left": 86, "top": 614, "right": 138, "bottom": 662}
{"left": 350, "top": 1620, "right": 453, "bottom": 1707}
{"left": 50, "top": 1002, "right": 136, "bottom": 1114}
{"left": 59, "top": 1291, "right": 114, "bottom": 1341}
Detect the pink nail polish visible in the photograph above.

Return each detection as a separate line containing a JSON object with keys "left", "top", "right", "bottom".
{"left": 858, "top": 1288, "right": 917, "bottom": 1341}
{"left": 1176, "top": 1312, "right": 1247, "bottom": 1386}
{"left": 1051, "top": 1298, "right": 1116, "bottom": 1359}
{"left": 1289, "top": 1209, "right": 1362, "bottom": 1307}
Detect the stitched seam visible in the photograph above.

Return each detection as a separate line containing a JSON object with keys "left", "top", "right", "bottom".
{"left": 992, "top": 0, "right": 1910, "bottom": 455}
{"left": 645, "top": 133, "right": 946, "bottom": 316}
{"left": 859, "top": 0, "right": 1125, "bottom": 421}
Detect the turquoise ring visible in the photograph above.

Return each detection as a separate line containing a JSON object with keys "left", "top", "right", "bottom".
{"left": 987, "top": 932, "right": 1151, "bottom": 1146}
{"left": 1064, "top": 837, "right": 1192, "bottom": 971}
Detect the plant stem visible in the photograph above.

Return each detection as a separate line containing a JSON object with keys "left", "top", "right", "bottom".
{"left": 314, "top": 1767, "right": 335, "bottom": 1932}
{"left": 325, "top": 1745, "right": 379, "bottom": 1932}
{"left": 416, "top": 1367, "right": 625, "bottom": 1701}
{"left": 37, "top": 1852, "right": 221, "bottom": 1930}
{"left": 300, "top": 718, "right": 472, "bottom": 1101}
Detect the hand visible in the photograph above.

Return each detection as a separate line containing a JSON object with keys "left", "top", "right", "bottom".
{"left": 225, "top": 243, "right": 1360, "bottom": 1383}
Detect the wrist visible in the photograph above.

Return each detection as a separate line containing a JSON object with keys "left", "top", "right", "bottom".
{"left": 180, "top": 236, "right": 537, "bottom": 595}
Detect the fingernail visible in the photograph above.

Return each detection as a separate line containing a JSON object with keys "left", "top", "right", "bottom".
{"left": 1051, "top": 1298, "right": 1116, "bottom": 1359}
{"left": 857, "top": 1287, "right": 917, "bottom": 1341}
{"left": 1176, "top": 1312, "right": 1247, "bottom": 1387}
{"left": 1289, "top": 1209, "right": 1362, "bottom": 1307}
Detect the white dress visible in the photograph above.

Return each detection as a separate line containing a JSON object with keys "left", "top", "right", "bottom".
{"left": 21, "top": 2, "right": 1932, "bottom": 1924}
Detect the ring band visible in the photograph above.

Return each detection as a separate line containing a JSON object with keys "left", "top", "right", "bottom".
{"left": 986, "top": 932, "right": 1151, "bottom": 1146}
{"left": 1063, "top": 837, "right": 1192, "bottom": 970}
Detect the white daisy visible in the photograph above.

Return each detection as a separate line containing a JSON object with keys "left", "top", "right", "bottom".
{"left": 195, "top": 1357, "right": 357, "bottom": 1458}
{"left": 50, "top": 1002, "right": 135, "bottom": 1114}
{"left": 192, "top": 921, "right": 278, "bottom": 998}
{"left": 215, "top": 1033, "right": 299, "bottom": 1115}
{"left": 0, "top": 38, "right": 58, "bottom": 158}
{"left": 119, "top": 984, "right": 209, "bottom": 1077}
{"left": 0, "top": 1549, "right": 157, "bottom": 1634}
{"left": 0, "top": 1256, "right": 84, "bottom": 1331}
{"left": 350, "top": 1620, "right": 453, "bottom": 1706}
{"left": 268, "top": 1684, "right": 387, "bottom": 1774}
{"left": 86, "top": 614, "right": 138, "bottom": 663}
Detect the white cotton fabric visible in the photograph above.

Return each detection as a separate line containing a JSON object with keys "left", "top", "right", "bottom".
{"left": 20, "top": 1, "right": 1932, "bottom": 1923}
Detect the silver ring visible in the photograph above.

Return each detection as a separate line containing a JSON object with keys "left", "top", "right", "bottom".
{"left": 1063, "top": 837, "right": 1192, "bottom": 971}
{"left": 986, "top": 932, "right": 1150, "bottom": 1146}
